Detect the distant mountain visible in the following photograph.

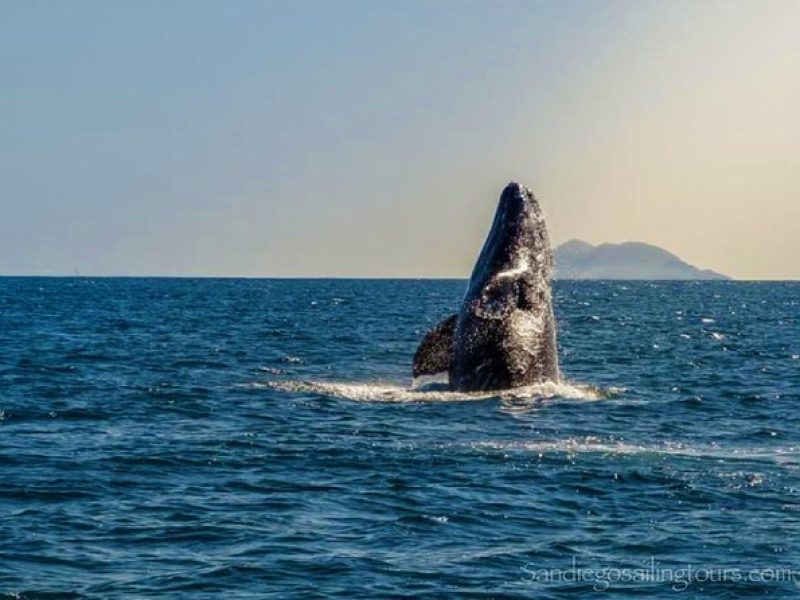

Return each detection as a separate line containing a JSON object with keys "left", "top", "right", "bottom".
{"left": 554, "top": 240, "right": 730, "bottom": 280}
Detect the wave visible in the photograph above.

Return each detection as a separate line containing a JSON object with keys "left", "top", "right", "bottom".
{"left": 468, "top": 437, "right": 800, "bottom": 464}
{"left": 254, "top": 378, "right": 614, "bottom": 403}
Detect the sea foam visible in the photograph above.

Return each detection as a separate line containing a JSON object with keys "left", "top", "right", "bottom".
{"left": 256, "top": 378, "right": 610, "bottom": 403}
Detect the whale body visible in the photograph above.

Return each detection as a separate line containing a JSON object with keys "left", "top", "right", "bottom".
{"left": 413, "top": 182, "right": 559, "bottom": 391}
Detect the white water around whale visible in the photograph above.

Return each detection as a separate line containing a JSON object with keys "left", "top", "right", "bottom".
{"left": 256, "top": 378, "right": 609, "bottom": 403}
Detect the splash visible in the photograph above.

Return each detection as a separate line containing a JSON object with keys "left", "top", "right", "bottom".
{"left": 255, "top": 378, "right": 610, "bottom": 404}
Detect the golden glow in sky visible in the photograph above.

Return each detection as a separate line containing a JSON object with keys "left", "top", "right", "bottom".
{"left": 1, "top": 1, "right": 798, "bottom": 278}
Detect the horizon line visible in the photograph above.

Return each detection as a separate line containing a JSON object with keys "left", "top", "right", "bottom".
{"left": 3, "top": 274, "right": 800, "bottom": 282}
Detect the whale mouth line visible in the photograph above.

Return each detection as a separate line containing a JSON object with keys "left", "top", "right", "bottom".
{"left": 494, "top": 256, "right": 530, "bottom": 280}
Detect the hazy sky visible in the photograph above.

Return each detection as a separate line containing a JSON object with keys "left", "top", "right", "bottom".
{"left": 2, "top": 0, "right": 799, "bottom": 278}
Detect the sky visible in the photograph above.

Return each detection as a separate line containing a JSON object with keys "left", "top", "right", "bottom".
{"left": 1, "top": 0, "right": 799, "bottom": 279}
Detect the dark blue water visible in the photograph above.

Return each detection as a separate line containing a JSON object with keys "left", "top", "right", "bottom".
{"left": 1, "top": 278, "right": 799, "bottom": 598}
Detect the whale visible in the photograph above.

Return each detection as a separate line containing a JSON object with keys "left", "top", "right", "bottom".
{"left": 413, "top": 182, "right": 559, "bottom": 391}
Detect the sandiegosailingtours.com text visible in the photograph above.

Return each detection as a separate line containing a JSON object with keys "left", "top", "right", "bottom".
{"left": 520, "top": 557, "right": 799, "bottom": 592}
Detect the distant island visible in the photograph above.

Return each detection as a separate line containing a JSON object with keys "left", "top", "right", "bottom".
{"left": 554, "top": 240, "right": 730, "bottom": 280}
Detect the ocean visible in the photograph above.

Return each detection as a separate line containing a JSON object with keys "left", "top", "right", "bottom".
{"left": 1, "top": 278, "right": 798, "bottom": 598}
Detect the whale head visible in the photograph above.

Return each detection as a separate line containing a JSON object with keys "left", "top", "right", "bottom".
{"left": 464, "top": 182, "right": 553, "bottom": 320}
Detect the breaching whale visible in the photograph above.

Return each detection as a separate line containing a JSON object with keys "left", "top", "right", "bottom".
{"left": 413, "top": 182, "right": 559, "bottom": 391}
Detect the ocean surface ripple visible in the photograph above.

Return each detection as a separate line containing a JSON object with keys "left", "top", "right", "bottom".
{"left": 1, "top": 278, "right": 799, "bottom": 598}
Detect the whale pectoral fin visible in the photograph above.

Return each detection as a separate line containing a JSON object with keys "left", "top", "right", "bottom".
{"left": 412, "top": 314, "right": 457, "bottom": 378}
